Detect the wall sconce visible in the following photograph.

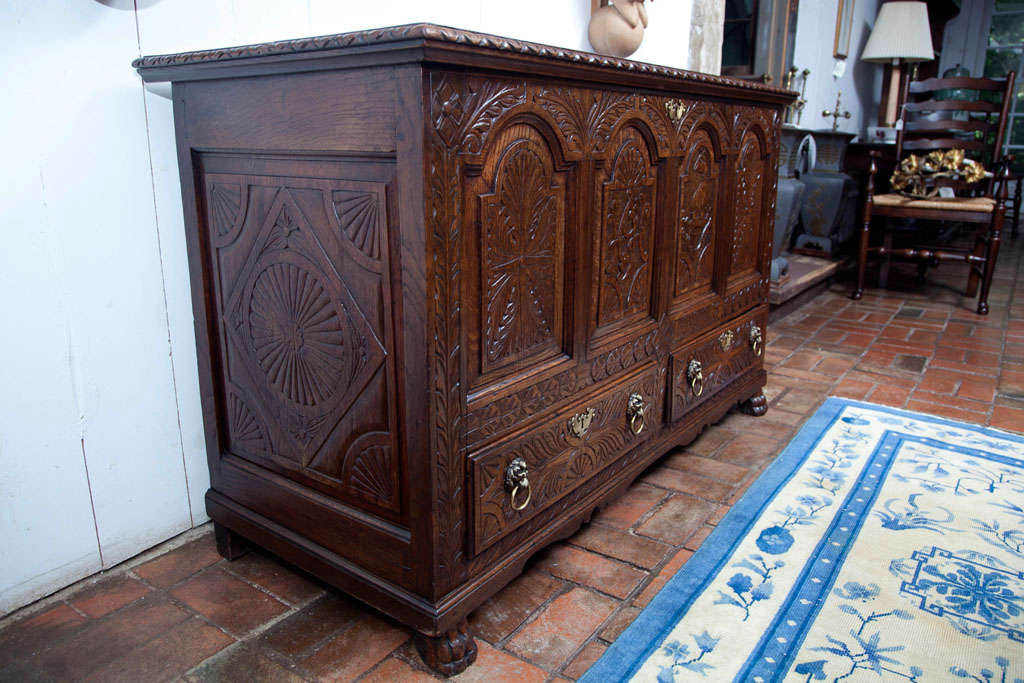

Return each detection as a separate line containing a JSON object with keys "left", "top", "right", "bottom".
{"left": 588, "top": 0, "right": 650, "bottom": 58}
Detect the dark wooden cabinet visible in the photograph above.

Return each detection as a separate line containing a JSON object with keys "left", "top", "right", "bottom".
{"left": 135, "top": 24, "right": 792, "bottom": 675}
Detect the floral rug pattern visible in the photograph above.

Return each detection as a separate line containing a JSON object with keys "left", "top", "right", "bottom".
{"left": 582, "top": 398, "right": 1024, "bottom": 682}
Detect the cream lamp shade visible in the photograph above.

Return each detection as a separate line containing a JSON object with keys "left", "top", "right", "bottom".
{"left": 861, "top": 1, "right": 934, "bottom": 63}
{"left": 862, "top": 1, "right": 934, "bottom": 127}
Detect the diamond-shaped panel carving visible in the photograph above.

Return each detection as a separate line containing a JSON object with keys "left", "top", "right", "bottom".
{"left": 224, "top": 188, "right": 386, "bottom": 465}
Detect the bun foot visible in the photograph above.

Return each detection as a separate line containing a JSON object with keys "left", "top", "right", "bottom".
{"left": 851, "top": 288, "right": 863, "bottom": 300}
{"left": 213, "top": 522, "right": 250, "bottom": 561}
{"left": 977, "top": 301, "right": 989, "bottom": 315}
{"left": 414, "top": 620, "right": 478, "bottom": 676}
{"left": 739, "top": 393, "right": 768, "bottom": 417}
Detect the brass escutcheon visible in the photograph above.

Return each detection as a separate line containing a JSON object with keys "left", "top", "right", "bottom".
{"left": 568, "top": 407, "right": 597, "bottom": 439}
{"left": 504, "top": 457, "right": 531, "bottom": 511}
{"left": 665, "top": 99, "right": 687, "bottom": 123}
{"left": 750, "top": 325, "right": 763, "bottom": 357}
{"left": 687, "top": 359, "right": 704, "bottom": 398}
{"left": 627, "top": 392, "right": 646, "bottom": 435}
{"left": 719, "top": 330, "right": 735, "bottom": 351}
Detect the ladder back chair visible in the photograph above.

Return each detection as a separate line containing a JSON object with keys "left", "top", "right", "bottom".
{"left": 851, "top": 71, "right": 1016, "bottom": 315}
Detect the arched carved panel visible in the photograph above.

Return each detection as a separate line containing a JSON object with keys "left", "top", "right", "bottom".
{"left": 732, "top": 129, "right": 766, "bottom": 274}
{"left": 675, "top": 127, "right": 720, "bottom": 296}
{"left": 478, "top": 124, "right": 566, "bottom": 375}
{"left": 595, "top": 126, "right": 656, "bottom": 330}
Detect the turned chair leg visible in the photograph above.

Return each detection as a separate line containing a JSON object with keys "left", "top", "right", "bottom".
{"left": 852, "top": 209, "right": 871, "bottom": 300}
{"left": 879, "top": 221, "right": 893, "bottom": 290}
{"left": 976, "top": 211, "right": 1005, "bottom": 316}
{"left": 966, "top": 224, "right": 986, "bottom": 298}
{"left": 1013, "top": 176, "right": 1020, "bottom": 239}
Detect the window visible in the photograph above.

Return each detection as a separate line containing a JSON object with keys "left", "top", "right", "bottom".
{"left": 722, "top": 0, "right": 759, "bottom": 76}
{"left": 985, "top": 0, "right": 1024, "bottom": 170}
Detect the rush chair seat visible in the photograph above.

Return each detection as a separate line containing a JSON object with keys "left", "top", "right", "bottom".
{"left": 851, "top": 72, "right": 1016, "bottom": 315}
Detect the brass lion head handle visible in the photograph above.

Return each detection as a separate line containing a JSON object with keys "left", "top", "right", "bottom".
{"left": 687, "top": 359, "right": 704, "bottom": 398}
{"left": 504, "top": 458, "right": 531, "bottom": 511}
{"left": 750, "top": 325, "right": 763, "bottom": 357}
{"left": 627, "top": 392, "right": 646, "bottom": 435}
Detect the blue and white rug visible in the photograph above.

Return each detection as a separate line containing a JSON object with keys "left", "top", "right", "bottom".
{"left": 583, "top": 398, "right": 1024, "bottom": 682}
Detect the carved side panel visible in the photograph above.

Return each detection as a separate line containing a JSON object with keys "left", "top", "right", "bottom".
{"left": 478, "top": 124, "right": 566, "bottom": 376}
{"left": 595, "top": 126, "right": 656, "bottom": 331}
{"left": 675, "top": 128, "right": 719, "bottom": 297}
{"left": 199, "top": 159, "right": 400, "bottom": 517}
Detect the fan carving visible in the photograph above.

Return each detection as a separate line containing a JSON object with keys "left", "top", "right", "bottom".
{"left": 210, "top": 182, "right": 242, "bottom": 238}
{"left": 341, "top": 432, "right": 398, "bottom": 510}
{"left": 228, "top": 393, "right": 268, "bottom": 454}
{"left": 248, "top": 262, "right": 351, "bottom": 407}
{"left": 332, "top": 190, "right": 382, "bottom": 260}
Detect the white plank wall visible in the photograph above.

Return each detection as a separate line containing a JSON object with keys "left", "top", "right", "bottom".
{"left": 0, "top": 0, "right": 692, "bottom": 614}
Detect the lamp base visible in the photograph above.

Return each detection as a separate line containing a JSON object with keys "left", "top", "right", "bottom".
{"left": 866, "top": 126, "right": 898, "bottom": 144}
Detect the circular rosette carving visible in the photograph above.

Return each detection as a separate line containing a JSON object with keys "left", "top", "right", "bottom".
{"left": 248, "top": 262, "right": 349, "bottom": 407}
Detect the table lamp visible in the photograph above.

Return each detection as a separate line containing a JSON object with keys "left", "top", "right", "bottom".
{"left": 861, "top": 1, "right": 934, "bottom": 130}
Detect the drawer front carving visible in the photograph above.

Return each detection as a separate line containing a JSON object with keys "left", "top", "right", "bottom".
{"left": 198, "top": 155, "right": 402, "bottom": 520}
{"left": 669, "top": 309, "right": 767, "bottom": 422}
{"left": 469, "top": 364, "right": 662, "bottom": 555}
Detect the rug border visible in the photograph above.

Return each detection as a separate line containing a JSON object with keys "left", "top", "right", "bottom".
{"left": 579, "top": 397, "right": 1024, "bottom": 682}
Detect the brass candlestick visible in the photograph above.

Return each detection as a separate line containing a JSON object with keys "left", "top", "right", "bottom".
{"left": 795, "top": 68, "right": 810, "bottom": 126}
{"left": 822, "top": 90, "right": 851, "bottom": 131}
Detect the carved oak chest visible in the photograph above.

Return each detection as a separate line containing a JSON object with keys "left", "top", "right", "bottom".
{"left": 134, "top": 24, "right": 792, "bottom": 675}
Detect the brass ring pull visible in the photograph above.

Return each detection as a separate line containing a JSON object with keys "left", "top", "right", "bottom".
{"left": 750, "top": 325, "right": 763, "bottom": 357}
{"left": 687, "top": 359, "right": 704, "bottom": 398}
{"left": 627, "top": 392, "right": 646, "bottom": 435}
{"left": 510, "top": 482, "right": 531, "bottom": 511}
{"left": 504, "top": 457, "right": 531, "bottom": 512}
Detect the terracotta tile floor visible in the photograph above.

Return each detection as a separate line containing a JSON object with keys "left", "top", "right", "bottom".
{"left": 3, "top": 237, "right": 1022, "bottom": 682}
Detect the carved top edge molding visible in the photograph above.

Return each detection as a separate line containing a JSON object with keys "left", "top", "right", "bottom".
{"left": 133, "top": 22, "right": 792, "bottom": 97}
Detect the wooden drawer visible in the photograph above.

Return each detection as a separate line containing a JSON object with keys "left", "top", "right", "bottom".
{"left": 469, "top": 363, "right": 662, "bottom": 556}
{"left": 668, "top": 308, "right": 767, "bottom": 422}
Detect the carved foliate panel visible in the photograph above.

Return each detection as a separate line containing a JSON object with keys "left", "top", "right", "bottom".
{"left": 478, "top": 124, "right": 566, "bottom": 375}
{"left": 199, "top": 162, "right": 400, "bottom": 516}
{"left": 675, "top": 128, "right": 719, "bottom": 297}
{"left": 431, "top": 73, "right": 527, "bottom": 155}
{"left": 469, "top": 365, "right": 660, "bottom": 555}
{"left": 595, "top": 127, "right": 656, "bottom": 331}
{"left": 731, "top": 130, "right": 766, "bottom": 275}
{"left": 534, "top": 86, "right": 635, "bottom": 156}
